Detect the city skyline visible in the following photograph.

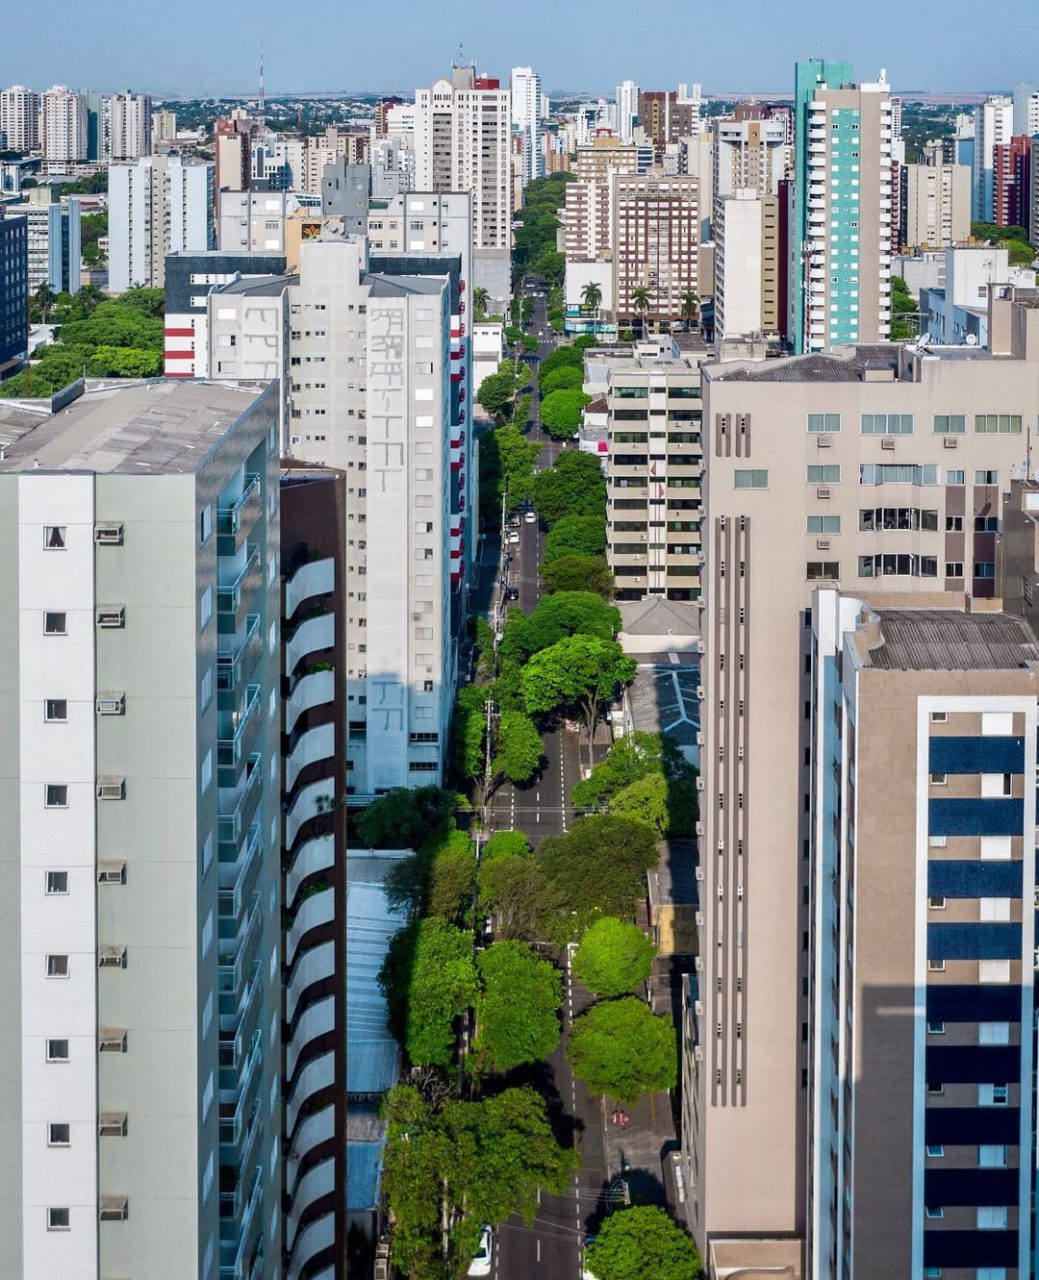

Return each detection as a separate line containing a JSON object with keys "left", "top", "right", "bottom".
{"left": 2, "top": 0, "right": 1037, "bottom": 97}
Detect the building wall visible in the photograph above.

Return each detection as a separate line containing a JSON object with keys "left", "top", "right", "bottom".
{"left": 109, "top": 158, "right": 215, "bottom": 293}
{"left": 902, "top": 160, "right": 972, "bottom": 250}
{"left": 0, "top": 86, "right": 40, "bottom": 152}
{"left": 714, "top": 192, "right": 779, "bottom": 340}
{"left": 0, "top": 216, "right": 28, "bottom": 375}
{"left": 612, "top": 171, "right": 699, "bottom": 325}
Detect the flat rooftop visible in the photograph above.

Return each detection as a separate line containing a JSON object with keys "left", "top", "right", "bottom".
{"left": 0, "top": 379, "right": 270, "bottom": 474}
{"left": 869, "top": 608, "right": 1039, "bottom": 671}
{"left": 212, "top": 273, "right": 297, "bottom": 297}
{"left": 707, "top": 341, "right": 1001, "bottom": 384}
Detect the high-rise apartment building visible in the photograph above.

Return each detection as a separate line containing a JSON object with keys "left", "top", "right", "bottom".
{"left": 109, "top": 91, "right": 152, "bottom": 163}
{"left": 612, "top": 169, "right": 699, "bottom": 329}
{"left": 0, "top": 86, "right": 40, "bottom": 153}
{"left": 0, "top": 214, "right": 28, "bottom": 377}
{"left": 561, "top": 138, "right": 639, "bottom": 262}
{"left": 637, "top": 90, "right": 698, "bottom": 156}
{"left": 0, "top": 377, "right": 283, "bottom": 1280}
{"left": 3, "top": 187, "right": 81, "bottom": 293}
{"left": 152, "top": 110, "right": 177, "bottom": 145}
{"left": 39, "top": 87, "right": 87, "bottom": 168}
{"left": 686, "top": 290, "right": 1039, "bottom": 1274}
{"left": 789, "top": 60, "right": 893, "bottom": 354}
{"left": 604, "top": 347, "right": 705, "bottom": 601}
{"left": 510, "top": 66, "right": 545, "bottom": 183}
{"left": 993, "top": 136, "right": 1032, "bottom": 234}
{"left": 83, "top": 91, "right": 110, "bottom": 164}
{"left": 714, "top": 190, "right": 781, "bottom": 340}
{"left": 616, "top": 80, "right": 639, "bottom": 145}
{"left": 108, "top": 156, "right": 215, "bottom": 292}
{"left": 972, "top": 96, "right": 1014, "bottom": 223}
{"left": 415, "top": 66, "right": 511, "bottom": 302}
{"left": 713, "top": 116, "right": 788, "bottom": 219}
{"left": 807, "top": 588, "right": 1039, "bottom": 1280}
{"left": 900, "top": 148, "right": 972, "bottom": 249}
{"left": 215, "top": 118, "right": 255, "bottom": 195}
{"left": 1012, "top": 83, "right": 1039, "bottom": 139}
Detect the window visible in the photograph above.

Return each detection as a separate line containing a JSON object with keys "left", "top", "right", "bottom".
{"left": 48, "top": 1122, "right": 70, "bottom": 1147}
{"left": 927, "top": 1020, "right": 945, "bottom": 1034}
{"left": 199, "top": 505, "right": 213, "bottom": 545}
{"left": 946, "top": 469, "right": 965, "bottom": 485}
{"left": 928, "top": 897, "right": 947, "bottom": 911}
{"left": 975, "top": 414, "right": 1022, "bottom": 434}
{"left": 930, "top": 710, "right": 947, "bottom": 723}
{"left": 43, "top": 526, "right": 67, "bottom": 550}
{"left": 807, "top": 465, "right": 841, "bottom": 484}
{"left": 925, "top": 1144, "right": 944, "bottom": 1157}
{"left": 933, "top": 415, "right": 965, "bottom": 434}
{"left": 46, "top": 1207, "right": 70, "bottom": 1231}
{"left": 979, "top": 1144, "right": 1008, "bottom": 1168}
{"left": 46, "top": 1039, "right": 69, "bottom": 1063}
{"left": 929, "top": 773, "right": 947, "bottom": 786}
{"left": 925, "top": 1206, "right": 944, "bottom": 1220}
{"left": 806, "top": 561, "right": 840, "bottom": 579}
{"left": 975, "top": 562, "right": 996, "bottom": 579}
{"left": 734, "top": 470, "right": 768, "bottom": 489}
{"left": 807, "top": 515, "right": 841, "bottom": 534}
{"left": 44, "top": 611, "right": 66, "bottom": 635}
{"left": 945, "top": 562, "right": 963, "bottom": 578}
{"left": 977, "top": 1206, "right": 1008, "bottom": 1230}
{"left": 45, "top": 699, "right": 67, "bottom": 723}
{"left": 975, "top": 469, "right": 998, "bottom": 486}
{"left": 200, "top": 668, "right": 212, "bottom": 712}
{"left": 200, "top": 587, "right": 212, "bottom": 632}
{"left": 928, "top": 959, "right": 946, "bottom": 972}
{"left": 46, "top": 955, "right": 69, "bottom": 978}
{"left": 46, "top": 871, "right": 68, "bottom": 895}
{"left": 945, "top": 515, "right": 963, "bottom": 531}
{"left": 925, "top": 1269, "right": 943, "bottom": 1279}
{"left": 200, "top": 750, "right": 212, "bottom": 795}
{"left": 45, "top": 784, "right": 68, "bottom": 809}
{"left": 860, "top": 463, "right": 937, "bottom": 485}
{"left": 974, "top": 516, "right": 999, "bottom": 532}
{"left": 861, "top": 413, "right": 913, "bottom": 435}
{"left": 807, "top": 413, "right": 841, "bottom": 432}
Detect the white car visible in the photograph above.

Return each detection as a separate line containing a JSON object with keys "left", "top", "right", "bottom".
{"left": 468, "top": 1226, "right": 493, "bottom": 1276}
{"left": 524, "top": 510, "right": 537, "bottom": 523}
{"left": 507, "top": 531, "right": 520, "bottom": 544}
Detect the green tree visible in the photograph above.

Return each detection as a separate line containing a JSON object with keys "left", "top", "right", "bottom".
{"left": 472, "top": 286, "right": 489, "bottom": 320}
{"left": 33, "top": 281, "right": 56, "bottom": 324}
{"left": 534, "top": 248, "right": 566, "bottom": 287}
{"left": 572, "top": 917, "right": 656, "bottom": 997}
{"left": 543, "top": 514, "right": 607, "bottom": 565}
{"left": 540, "top": 387, "right": 591, "bottom": 440}
{"left": 530, "top": 450, "right": 607, "bottom": 525}
{"left": 521, "top": 634, "right": 636, "bottom": 765}
{"left": 354, "top": 785, "right": 457, "bottom": 848}
{"left": 492, "top": 710, "right": 544, "bottom": 786}
{"left": 379, "top": 917, "right": 478, "bottom": 1066}
{"left": 572, "top": 732, "right": 675, "bottom": 808}
{"left": 542, "top": 554, "right": 614, "bottom": 598}
{"left": 87, "top": 344, "right": 162, "bottom": 377}
{"left": 610, "top": 772, "right": 672, "bottom": 837}
{"left": 452, "top": 684, "right": 490, "bottom": 789}
{"left": 537, "top": 815, "right": 658, "bottom": 929}
{"left": 427, "top": 831, "right": 478, "bottom": 924}
{"left": 537, "top": 343, "right": 584, "bottom": 386}
{"left": 540, "top": 365, "right": 584, "bottom": 394}
{"left": 478, "top": 851, "right": 566, "bottom": 941}
{"left": 584, "top": 1206, "right": 701, "bottom": 1280}
{"left": 499, "top": 591, "right": 620, "bottom": 665}
{"left": 566, "top": 997, "right": 677, "bottom": 1103}
{"left": 630, "top": 285, "right": 651, "bottom": 337}
{"left": 581, "top": 280, "right": 603, "bottom": 315}
{"left": 380, "top": 1085, "right": 452, "bottom": 1280}
{"left": 482, "top": 830, "right": 531, "bottom": 861}
{"left": 478, "top": 368, "right": 521, "bottom": 423}
{"left": 679, "top": 290, "right": 700, "bottom": 328}
{"left": 889, "top": 275, "right": 918, "bottom": 341}
{"left": 473, "top": 941, "right": 562, "bottom": 1072}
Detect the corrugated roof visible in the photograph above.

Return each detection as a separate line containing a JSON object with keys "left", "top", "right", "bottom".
{"left": 710, "top": 345, "right": 902, "bottom": 383}
{"left": 870, "top": 609, "right": 1039, "bottom": 671}
{"left": 347, "top": 875, "right": 406, "bottom": 1096}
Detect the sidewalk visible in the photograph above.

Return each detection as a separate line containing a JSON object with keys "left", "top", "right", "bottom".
{"left": 600, "top": 1085, "right": 676, "bottom": 1210}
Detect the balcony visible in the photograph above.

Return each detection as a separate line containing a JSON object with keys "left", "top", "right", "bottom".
{"left": 286, "top": 834, "right": 335, "bottom": 905}
{"left": 285, "top": 779, "right": 334, "bottom": 849}
{"left": 285, "top": 557, "right": 334, "bottom": 620}
{"left": 220, "top": 823, "right": 262, "bottom": 924}
{"left": 218, "top": 615, "right": 261, "bottom": 694}
{"left": 285, "top": 941, "right": 334, "bottom": 1024}
{"left": 218, "top": 475, "right": 262, "bottom": 552}
{"left": 220, "top": 1032, "right": 262, "bottom": 1145}
{"left": 218, "top": 545, "right": 262, "bottom": 626}
{"left": 286, "top": 993, "right": 335, "bottom": 1080}
{"left": 218, "top": 684, "right": 262, "bottom": 772}
{"left": 286, "top": 727, "right": 335, "bottom": 793}
{"left": 220, "top": 961, "right": 261, "bottom": 1071}
{"left": 286, "top": 1157, "right": 335, "bottom": 1248}
{"left": 285, "top": 1049, "right": 335, "bottom": 1135}
{"left": 286, "top": 1104, "right": 334, "bottom": 1174}
{"left": 284, "top": 613, "right": 334, "bottom": 679}
{"left": 218, "top": 898, "right": 261, "bottom": 998}
{"left": 220, "top": 1164, "right": 264, "bottom": 1280}
{"left": 286, "top": 888, "right": 334, "bottom": 968}
{"left": 287, "top": 1214, "right": 336, "bottom": 1280}
{"left": 219, "top": 753, "right": 262, "bottom": 847}
{"left": 285, "top": 670, "right": 334, "bottom": 735}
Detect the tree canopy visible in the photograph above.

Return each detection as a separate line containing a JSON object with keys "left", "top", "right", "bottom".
{"left": 499, "top": 591, "right": 620, "bottom": 665}
{"left": 543, "top": 554, "right": 614, "bottom": 598}
{"left": 537, "top": 343, "right": 584, "bottom": 386}
{"left": 572, "top": 732, "right": 698, "bottom": 835}
{"left": 572, "top": 917, "right": 656, "bottom": 998}
{"left": 473, "top": 941, "right": 562, "bottom": 1072}
{"left": 378, "top": 917, "right": 478, "bottom": 1067}
{"left": 566, "top": 996, "right": 677, "bottom": 1103}
{"left": 478, "top": 850, "right": 566, "bottom": 942}
{"left": 478, "top": 423, "right": 541, "bottom": 521}
{"left": 492, "top": 710, "right": 544, "bottom": 785}
{"left": 537, "top": 814, "right": 658, "bottom": 929}
{"left": 354, "top": 785, "right": 457, "bottom": 848}
{"left": 543, "top": 514, "right": 608, "bottom": 565}
{"left": 521, "top": 635, "right": 636, "bottom": 763}
{"left": 540, "top": 365, "right": 584, "bottom": 394}
{"left": 530, "top": 450, "right": 607, "bottom": 526}
{"left": 482, "top": 830, "right": 532, "bottom": 861}
{"left": 584, "top": 1206, "right": 701, "bottom": 1280}
{"left": 540, "top": 387, "right": 591, "bottom": 440}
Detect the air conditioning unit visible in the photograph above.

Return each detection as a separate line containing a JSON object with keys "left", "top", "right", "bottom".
{"left": 695, "top": 911, "right": 705, "bottom": 927}
{"left": 98, "top": 945, "right": 127, "bottom": 969}
{"left": 95, "top": 605, "right": 125, "bottom": 629}
{"left": 695, "top": 776, "right": 704, "bottom": 792}
{"left": 880, "top": 437, "right": 896, "bottom": 450}
{"left": 97, "top": 862, "right": 126, "bottom": 885}
{"left": 96, "top": 693, "right": 125, "bottom": 716}
{"left": 695, "top": 821, "right": 705, "bottom": 837}
{"left": 693, "top": 1045, "right": 704, "bottom": 1061}
{"left": 696, "top": 731, "right": 705, "bottom": 746}
{"left": 816, "top": 435, "right": 832, "bottom": 448}
{"left": 943, "top": 437, "right": 958, "bottom": 449}
{"left": 98, "top": 1112, "right": 127, "bottom": 1138}
{"left": 694, "top": 955, "right": 703, "bottom": 971}
{"left": 98, "top": 1196, "right": 128, "bottom": 1222}
{"left": 816, "top": 487, "right": 831, "bottom": 500}
{"left": 98, "top": 1029, "right": 127, "bottom": 1053}
{"left": 96, "top": 778, "right": 126, "bottom": 801}
{"left": 694, "top": 1000, "right": 704, "bottom": 1016}
{"left": 816, "top": 538, "right": 832, "bottom": 551}
{"left": 94, "top": 523, "right": 124, "bottom": 545}
{"left": 695, "top": 866, "right": 705, "bottom": 881}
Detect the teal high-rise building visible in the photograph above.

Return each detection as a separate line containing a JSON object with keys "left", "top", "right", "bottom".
{"left": 789, "top": 61, "right": 894, "bottom": 354}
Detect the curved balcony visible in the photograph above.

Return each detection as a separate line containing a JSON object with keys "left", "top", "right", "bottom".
{"left": 285, "top": 780, "right": 334, "bottom": 849}
{"left": 285, "top": 614, "right": 335, "bottom": 679}
{"left": 287, "top": 1214, "right": 336, "bottom": 1280}
{"left": 286, "top": 889, "right": 334, "bottom": 968}
{"left": 286, "top": 834, "right": 334, "bottom": 905}
{"left": 285, "top": 724, "right": 335, "bottom": 792}
{"left": 285, "top": 670, "right": 334, "bottom": 735}
{"left": 287, "top": 1103, "right": 335, "bottom": 1171}
{"left": 286, "top": 557, "right": 335, "bottom": 619}
{"left": 286, "top": 940, "right": 334, "bottom": 1023}
{"left": 286, "top": 1157, "right": 335, "bottom": 1247}
{"left": 286, "top": 994, "right": 335, "bottom": 1081}
{"left": 285, "top": 1049, "right": 335, "bottom": 1135}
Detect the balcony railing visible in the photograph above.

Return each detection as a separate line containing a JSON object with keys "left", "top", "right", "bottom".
{"left": 219, "top": 823, "right": 262, "bottom": 923}
{"left": 220, "top": 1165, "right": 264, "bottom": 1279}
{"left": 219, "top": 961, "right": 261, "bottom": 1070}
{"left": 218, "top": 545, "right": 261, "bottom": 618}
{"left": 218, "top": 684, "right": 262, "bottom": 770}
{"left": 217, "top": 475, "right": 262, "bottom": 541}
{"left": 219, "top": 753, "right": 262, "bottom": 846}
{"left": 218, "top": 898, "right": 261, "bottom": 998}
{"left": 219, "top": 1032, "right": 262, "bottom": 1144}
{"left": 218, "top": 615, "right": 261, "bottom": 693}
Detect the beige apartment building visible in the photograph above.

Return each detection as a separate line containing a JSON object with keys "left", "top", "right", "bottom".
{"left": 902, "top": 149, "right": 972, "bottom": 251}
{"left": 712, "top": 116, "right": 789, "bottom": 218}
{"left": 687, "top": 287, "right": 1039, "bottom": 1273}
{"left": 561, "top": 138, "right": 639, "bottom": 263}
{"left": 612, "top": 170, "right": 699, "bottom": 329}
{"left": 605, "top": 344, "right": 707, "bottom": 601}
{"left": 714, "top": 190, "right": 782, "bottom": 340}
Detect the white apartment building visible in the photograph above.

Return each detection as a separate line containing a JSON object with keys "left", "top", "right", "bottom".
{"left": 109, "top": 92, "right": 152, "bottom": 163}
{"left": 108, "top": 156, "right": 215, "bottom": 291}
{"left": 714, "top": 189, "right": 781, "bottom": 340}
{"left": 152, "top": 110, "right": 177, "bottom": 144}
{"left": 0, "top": 377, "right": 283, "bottom": 1280}
{"left": 902, "top": 151, "right": 972, "bottom": 250}
{"left": 39, "top": 87, "right": 87, "bottom": 168}
{"left": 615, "top": 81, "right": 639, "bottom": 144}
{"left": 712, "top": 117, "right": 788, "bottom": 215}
{"left": 415, "top": 66, "right": 511, "bottom": 303}
{"left": 288, "top": 236, "right": 457, "bottom": 796}
{"left": 972, "top": 95, "right": 1014, "bottom": 223}
{"left": 0, "top": 86, "right": 40, "bottom": 153}
{"left": 1013, "top": 82, "right": 1039, "bottom": 137}
{"left": 510, "top": 66, "right": 545, "bottom": 183}
{"left": 218, "top": 191, "right": 291, "bottom": 254}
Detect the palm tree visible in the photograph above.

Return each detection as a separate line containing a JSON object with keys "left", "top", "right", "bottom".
{"left": 581, "top": 281, "right": 603, "bottom": 331}
{"left": 472, "top": 286, "right": 489, "bottom": 321}
{"left": 33, "top": 282, "right": 56, "bottom": 326}
{"left": 679, "top": 290, "right": 700, "bottom": 332}
{"left": 631, "top": 286, "right": 651, "bottom": 339}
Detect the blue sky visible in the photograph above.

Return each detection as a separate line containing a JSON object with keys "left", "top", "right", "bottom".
{"left": 2, "top": 0, "right": 1037, "bottom": 97}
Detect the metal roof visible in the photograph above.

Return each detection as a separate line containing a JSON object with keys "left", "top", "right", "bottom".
{"left": 870, "top": 609, "right": 1039, "bottom": 671}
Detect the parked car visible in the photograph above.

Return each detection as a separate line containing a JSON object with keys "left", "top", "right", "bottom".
{"left": 524, "top": 510, "right": 537, "bottom": 523}
{"left": 468, "top": 1226, "right": 493, "bottom": 1277}
{"left": 506, "top": 585, "right": 520, "bottom": 601}
{"left": 507, "top": 531, "right": 520, "bottom": 544}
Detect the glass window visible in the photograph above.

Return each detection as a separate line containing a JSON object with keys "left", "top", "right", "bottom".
{"left": 933, "top": 415, "right": 965, "bottom": 434}
{"left": 46, "top": 871, "right": 68, "bottom": 895}
{"left": 946, "top": 562, "right": 963, "bottom": 577}
{"left": 46, "top": 1039, "right": 69, "bottom": 1063}
{"left": 975, "top": 414, "right": 1022, "bottom": 434}
{"left": 861, "top": 413, "right": 913, "bottom": 435}
{"left": 43, "top": 526, "right": 67, "bottom": 550}
{"left": 200, "top": 587, "right": 212, "bottom": 632}
{"left": 45, "top": 699, "right": 67, "bottom": 723}
{"left": 733, "top": 470, "right": 768, "bottom": 489}
{"left": 44, "top": 784, "right": 68, "bottom": 809}
{"left": 45, "top": 954, "right": 69, "bottom": 978}
{"left": 946, "top": 469, "right": 965, "bottom": 486}
{"left": 807, "top": 465, "right": 841, "bottom": 483}
{"left": 975, "top": 562, "right": 996, "bottom": 579}
{"left": 199, "top": 505, "right": 213, "bottom": 544}
{"left": 46, "top": 1207, "right": 70, "bottom": 1230}
{"left": 43, "top": 612, "right": 66, "bottom": 635}
{"left": 806, "top": 561, "right": 839, "bottom": 580}
{"left": 975, "top": 470, "right": 998, "bottom": 486}
{"left": 807, "top": 413, "right": 841, "bottom": 432}
{"left": 807, "top": 516, "right": 841, "bottom": 534}
{"left": 47, "top": 1123, "right": 70, "bottom": 1147}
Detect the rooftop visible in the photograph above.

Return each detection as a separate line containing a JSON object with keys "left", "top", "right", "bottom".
{"left": 868, "top": 608, "right": 1039, "bottom": 671}
{"left": 626, "top": 656, "right": 700, "bottom": 752}
{"left": 212, "top": 273, "right": 297, "bottom": 297}
{"left": 362, "top": 272, "right": 446, "bottom": 297}
{"left": 708, "top": 344, "right": 904, "bottom": 383}
{"left": 0, "top": 379, "right": 271, "bottom": 474}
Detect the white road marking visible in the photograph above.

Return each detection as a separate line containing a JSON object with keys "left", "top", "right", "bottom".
{"left": 536, "top": 1239, "right": 541, "bottom": 1263}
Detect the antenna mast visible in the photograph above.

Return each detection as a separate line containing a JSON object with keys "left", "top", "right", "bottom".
{"left": 258, "top": 42, "right": 265, "bottom": 127}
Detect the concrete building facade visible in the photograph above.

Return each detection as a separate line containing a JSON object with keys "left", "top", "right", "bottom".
{"left": 0, "top": 86, "right": 40, "bottom": 154}
{"left": 109, "top": 156, "right": 215, "bottom": 292}
{"left": 901, "top": 153, "right": 972, "bottom": 251}
{"left": 714, "top": 190, "right": 781, "bottom": 340}
{"left": 109, "top": 92, "right": 152, "bottom": 164}
{"left": 612, "top": 170, "right": 699, "bottom": 330}
{"left": 39, "top": 87, "right": 87, "bottom": 169}
{"left": 4, "top": 189, "right": 82, "bottom": 294}
{"left": 972, "top": 96, "right": 1014, "bottom": 223}
{"left": 510, "top": 66, "right": 545, "bottom": 183}
{"left": 0, "top": 215, "right": 28, "bottom": 377}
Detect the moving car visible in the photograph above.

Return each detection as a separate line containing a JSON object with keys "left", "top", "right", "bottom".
{"left": 524, "top": 510, "right": 537, "bottom": 523}
{"left": 507, "top": 531, "right": 520, "bottom": 544}
{"left": 506, "top": 585, "right": 520, "bottom": 601}
{"left": 468, "top": 1226, "right": 493, "bottom": 1277}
